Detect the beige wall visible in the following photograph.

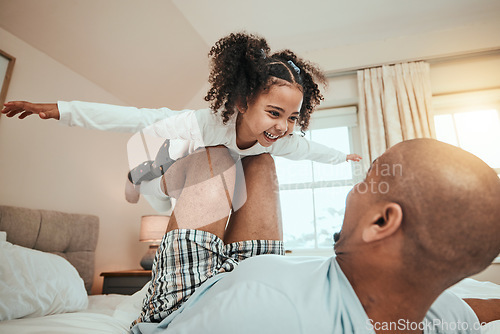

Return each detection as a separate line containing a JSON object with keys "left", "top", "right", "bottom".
{"left": 0, "top": 28, "right": 166, "bottom": 294}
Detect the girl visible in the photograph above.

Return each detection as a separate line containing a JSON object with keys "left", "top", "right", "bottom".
{"left": 2, "top": 32, "right": 361, "bottom": 211}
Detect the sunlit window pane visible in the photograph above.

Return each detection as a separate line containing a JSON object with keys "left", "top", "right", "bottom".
{"left": 275, "top": 158, "right": 313, "bottom": 184}
{"left": 310, "top": 127, "right": 350, "bottom": 151}
{"left": 277, "top": 123, "right": 355, "bottom": 251}
{"left": 435, "top": 110, "right": 500, "bottom": 168}
{"left": 453, "top": 110, "right": 500, "bottom": 168}
{"left": 275, "top": 132, "right": 313, "bottom": 184}
{"left": 434, "top": 114, "right": 458, "bottom": 146}
{"left": 311, "top": 127, "right": 352, "bottom": 181}
{"left": 314, "top": 186, "right": 351, "bottom": 248}
{"left": 281, "top": 189, "right": 315, "bottom": 249}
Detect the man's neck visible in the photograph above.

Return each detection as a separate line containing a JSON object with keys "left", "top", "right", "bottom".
{"left": 337, "top": 256, "right": 444, "bottom": 333}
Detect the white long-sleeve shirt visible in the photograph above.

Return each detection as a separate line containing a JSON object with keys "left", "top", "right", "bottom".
{"left": 58, "top": 101, "right": 347, "bottom": 163}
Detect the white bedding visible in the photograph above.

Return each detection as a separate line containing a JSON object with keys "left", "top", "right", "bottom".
{"left": 0, "top": 279, "right": 499, "bottom": 333}
{"left": 0, "top": 240, "right": 89, "bottom": 321}
{"left": 0, "top": 284, "right": 147, "bottom": 334}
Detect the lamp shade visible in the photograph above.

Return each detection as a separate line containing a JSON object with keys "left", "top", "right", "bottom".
{"left": 139, "top": 215, "right": 170, "bottom": 242}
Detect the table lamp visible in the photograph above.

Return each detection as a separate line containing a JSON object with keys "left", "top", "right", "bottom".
{"left": 139, "top": 215, "right": 170, "bottom": 270}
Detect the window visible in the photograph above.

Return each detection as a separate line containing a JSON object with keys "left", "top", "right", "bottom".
{"left": 274, "top": 107, "right": 362, "bottom": 252}
{"left": 432, "top": 89, "right": 500, "bottom": 176}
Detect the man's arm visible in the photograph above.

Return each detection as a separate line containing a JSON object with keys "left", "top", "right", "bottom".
{"left": 464, "top": 298, "right": 500, "bottom": 323}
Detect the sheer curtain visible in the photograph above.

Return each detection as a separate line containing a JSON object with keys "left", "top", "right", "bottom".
{"left": 357, "top": 61, "right": 435, "bottom": 172}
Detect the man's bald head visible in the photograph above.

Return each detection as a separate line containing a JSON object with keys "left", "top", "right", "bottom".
{"left": 375, "top": 139, "right": 500, "bottom": 280}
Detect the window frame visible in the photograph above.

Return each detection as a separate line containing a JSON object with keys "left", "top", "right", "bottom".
{"left": 432, "top": 88, "right": 500, "bottom": 175}
{"left": 277, "top": 106, "right": 362, "bottom": 253}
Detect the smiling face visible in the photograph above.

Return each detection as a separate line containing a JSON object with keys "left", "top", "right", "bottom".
{"left": 236, "top": 81, "right": 303, "bottom": 149}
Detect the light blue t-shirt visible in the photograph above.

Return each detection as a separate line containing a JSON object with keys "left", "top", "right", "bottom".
{"left": 132, "top": 255, "right": 480, "bottom": 334}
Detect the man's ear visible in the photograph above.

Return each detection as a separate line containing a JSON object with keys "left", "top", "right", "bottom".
{"left": 362, "top": 203, "right": 403, "bottom": 243}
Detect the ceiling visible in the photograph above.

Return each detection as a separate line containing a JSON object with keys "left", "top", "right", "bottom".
{"left": 1, "top": 0, "right": 499, "bottom": 109}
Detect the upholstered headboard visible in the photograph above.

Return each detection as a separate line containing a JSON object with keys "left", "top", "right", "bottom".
{"left": 0, "top": 205, "right": 99, "bottom": 294}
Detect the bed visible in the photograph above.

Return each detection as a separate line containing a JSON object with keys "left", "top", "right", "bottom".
{"left": 0, "top": 204, "right": 144, "bottom": 333}
{"left": 0, "top": 205, "right": 499, "bottom": 333}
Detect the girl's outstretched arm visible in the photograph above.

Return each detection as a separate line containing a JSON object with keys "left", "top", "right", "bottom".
{"left": 2, "top": 101, "right": 60, "bottom": 120}
{"left": 3, "top": 100, "right": 197, "bottom": 137}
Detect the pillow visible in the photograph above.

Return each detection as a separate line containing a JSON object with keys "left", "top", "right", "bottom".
{"left": 0, "top": 239, "right": 88, "bottom": 320}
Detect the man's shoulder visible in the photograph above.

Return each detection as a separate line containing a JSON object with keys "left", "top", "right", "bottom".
{"left": 216, "top": 255, "right": 336, "bottom": 295}
{"left": 168, "top": 279, "right": 303, "bottom": 334}
{"left": 173, "top": 256, "right": 373, "bottom": 333}
{"left": 424, "top": 290, "right": 481, "bottom": 333}
{"left": 236, "top": 254, "right": 333, "bottom": 274}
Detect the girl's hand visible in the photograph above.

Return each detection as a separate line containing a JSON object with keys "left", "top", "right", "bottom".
{"left": 346, "top": 154, "right": 362, "bottom": 162}
{"left": 1, "top": 101, "right": 60, "bottom": 120}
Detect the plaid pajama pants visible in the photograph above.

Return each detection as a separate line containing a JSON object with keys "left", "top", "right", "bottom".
{"left": 131, "top": 229, "right": 284, "bottom": 326}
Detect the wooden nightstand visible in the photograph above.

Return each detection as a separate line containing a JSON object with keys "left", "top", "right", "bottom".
{"left": 100, "top": 270, "right": 151, "bottom": 295}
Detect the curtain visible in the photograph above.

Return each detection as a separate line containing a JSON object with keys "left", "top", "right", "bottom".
{"left": 357, "top": 61, "right": 435, "bottom": 172}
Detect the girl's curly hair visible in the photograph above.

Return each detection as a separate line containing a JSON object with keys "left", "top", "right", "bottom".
{"left": 204, "top": 32, "right": 326, "bottom": 132}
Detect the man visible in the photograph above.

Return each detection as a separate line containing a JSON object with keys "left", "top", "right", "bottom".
{"left": 129, "top": 138, "right": 499, "bottom": 334}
